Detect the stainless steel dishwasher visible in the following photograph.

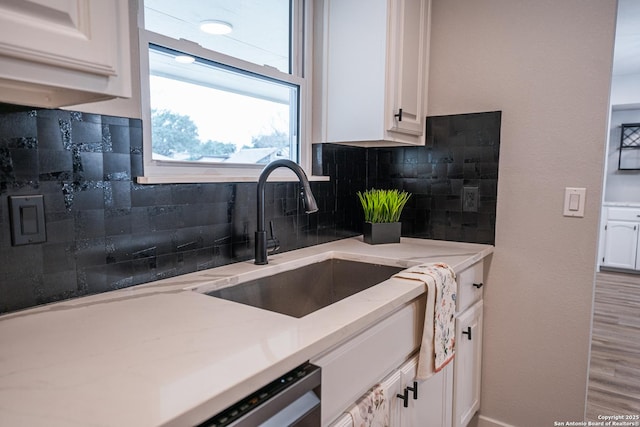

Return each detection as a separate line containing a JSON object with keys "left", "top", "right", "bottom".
{"left": 197, "top": 362, "right": 321, "bottom": 427}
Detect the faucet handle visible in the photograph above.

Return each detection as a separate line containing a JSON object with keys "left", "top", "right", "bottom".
{"left": 267, "top": 220, "right": 280, "bottom": 254}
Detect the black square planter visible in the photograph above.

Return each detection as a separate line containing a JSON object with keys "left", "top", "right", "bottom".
{"left": 363, "top": 222, "right": 401, "bottom": 244}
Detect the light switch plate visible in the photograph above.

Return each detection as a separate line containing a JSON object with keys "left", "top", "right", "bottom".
{"left": 563, "top": 187, "right": 586, "bottom": 217}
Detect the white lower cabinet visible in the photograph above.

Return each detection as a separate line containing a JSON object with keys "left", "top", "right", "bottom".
{"left": 393, "top": 356, "right": 453, "bottom": 427}
{"left": 600, "top": 206, "right": 640, "bottom": 271}
{"left": 329, "top": 356, "right": 452, "bottom": 427}
{"left": 602, "top": 220, "right": 639, "bottom": 269}
{"left": 320, "top": 260, "right": 486, "bottom": 427}
{"left": 453, "top": 300, "right": 483, "bottom": 427}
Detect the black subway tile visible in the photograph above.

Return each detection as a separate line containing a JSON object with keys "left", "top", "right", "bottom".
{"left": 0, "top": 104, "right": 500, "bottom": 314}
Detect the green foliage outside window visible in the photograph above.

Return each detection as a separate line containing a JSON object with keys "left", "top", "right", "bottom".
{"left": 152, "top": 109, "right": 283, "bottom": 160}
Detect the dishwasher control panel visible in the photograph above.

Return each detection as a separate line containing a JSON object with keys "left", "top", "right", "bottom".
{"left": 197, "top": 362, "right": 321, "bottom": 427}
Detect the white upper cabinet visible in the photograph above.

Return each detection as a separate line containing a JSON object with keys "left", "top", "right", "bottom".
{"left": 0, "top": 0, "right": 131, "bottom": 108}
{"left": 314, "top": 0, "right": 431, "bottom": 146}
{"left": 388, "top": 0, "right": 427, "bottom": 137}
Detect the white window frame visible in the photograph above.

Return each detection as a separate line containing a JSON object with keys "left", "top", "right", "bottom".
{"left": 136, "top": 0, "right": 317, "bottom": 183}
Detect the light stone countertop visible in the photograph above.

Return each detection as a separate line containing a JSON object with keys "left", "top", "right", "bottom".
{"left": 603, "top": 201, "right": 640, "bottom": 208}
{"left": 0, "top": 237, "right": 493, "bottom": 427}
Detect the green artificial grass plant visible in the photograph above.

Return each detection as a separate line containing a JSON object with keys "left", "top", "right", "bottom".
{"left": 357, "top": 188, "right": 411, "bottom": 223}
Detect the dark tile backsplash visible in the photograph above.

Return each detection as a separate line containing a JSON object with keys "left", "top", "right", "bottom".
{"left": 0, "top": 105, "right": 499, "bottom": 314}
{"left": 368, "top": 111, "right": 501, "bottom": 244}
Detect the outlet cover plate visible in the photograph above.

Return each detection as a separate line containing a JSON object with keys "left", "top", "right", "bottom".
{"left": 463, "top": 187, "right": 479, "bottom": 212}
{"left": 8, "top": 195, "right": 46, "bottom": 245}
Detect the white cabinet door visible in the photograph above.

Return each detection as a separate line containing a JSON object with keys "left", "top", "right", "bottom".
{"left": 328, "top": 369, "right": 405, "bottom": 427}
{"left": 331, "top": 355, "right": 453, "bottom": 427}
{"left": 384, "top": 369, "right": 405, "bottom": 427}
{"left": 387, "top": 0, "right": 429, "bottom": 137}
{"left": 316, "top": 0, "right": 430, "bottom": 146}
{"left": 602, "top": 221, "right": 639, "bottom": 270}
{"left": 0, "top": 0, "right": 131, "bottom": 107}
{"left": 397, "top": 356, "right": 452, "bottom": 427}
{"left": 453, "top": 300, "right": 483, "bottom": 427}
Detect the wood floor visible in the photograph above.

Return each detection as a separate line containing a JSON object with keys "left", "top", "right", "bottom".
{"left": 586, "top": 270, "right": 640, "bottom": 420}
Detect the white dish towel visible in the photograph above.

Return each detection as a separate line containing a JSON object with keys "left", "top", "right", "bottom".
{"left": 393, "top": 262, "right": 457, "bottom": 380}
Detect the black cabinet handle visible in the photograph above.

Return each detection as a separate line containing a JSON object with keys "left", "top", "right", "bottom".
{"left": 462, "top": 326, "right": 472, "bottom": 340}
{"left": 397, "top": 388, "right": 409, "bottom": 408}
{"left": 473, "top": 282, "right": 484, "bottom": 289}
{"left": 406, "top": 381, "right": 418, "bottom": 400}
{"left": 394, "top": 108, "right": 403, "bottom": 122}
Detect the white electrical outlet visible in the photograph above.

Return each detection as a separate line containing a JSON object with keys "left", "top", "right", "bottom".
{"left": 463, "top": 187, "right": 479, "bottom": 212}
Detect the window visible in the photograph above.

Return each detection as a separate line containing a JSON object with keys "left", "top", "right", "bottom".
{"left": 138, "top": 0, "right": 312, "bottom": 182}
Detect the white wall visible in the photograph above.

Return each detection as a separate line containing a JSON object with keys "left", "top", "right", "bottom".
{"left": 427, "top": 1, "right": 616, "bottom": 425}
{"left": 611, "top": 73, "right": 640, "bottom": 107}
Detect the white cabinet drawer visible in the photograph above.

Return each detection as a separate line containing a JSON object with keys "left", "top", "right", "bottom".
{"left": 311, "top": 298, "right": 424, "bottom": 426}
{"left": 456, "top": 261, "right": 484, "bottom": 313}
{"left": 608, "top": 207, "right": 640, "bottom": 221}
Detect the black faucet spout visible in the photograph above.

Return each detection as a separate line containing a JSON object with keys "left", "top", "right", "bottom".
{"left": 255, "top": 159, "right": 318, "bottom": 265}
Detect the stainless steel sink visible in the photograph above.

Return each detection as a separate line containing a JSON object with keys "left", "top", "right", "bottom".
{"left": 205, "top": 259, "right": 404, "bottom": 318}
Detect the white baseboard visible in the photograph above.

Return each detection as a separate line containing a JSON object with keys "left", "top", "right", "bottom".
{"left": 476, "top": 414, "right": 518, "bottom": 427}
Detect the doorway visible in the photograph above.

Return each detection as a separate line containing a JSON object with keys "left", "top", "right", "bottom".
{"left": 588, "top": 0, "right": 640, "bottom": 419}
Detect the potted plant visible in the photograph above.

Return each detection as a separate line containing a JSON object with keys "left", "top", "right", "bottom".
{"left": 357, "top": 188, "right": 411, "bottom": 244}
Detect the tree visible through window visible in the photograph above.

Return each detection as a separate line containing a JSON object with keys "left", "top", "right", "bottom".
{"left": 151, "top": 109, "right": 290, "bottom": 164}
